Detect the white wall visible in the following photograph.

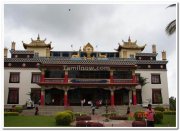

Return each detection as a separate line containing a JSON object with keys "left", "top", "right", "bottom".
{"left": 4, "top": 68, "right": 41, "bottom": 105}
{"left": 135, "top": 70, "right": 169, "bottom": 106}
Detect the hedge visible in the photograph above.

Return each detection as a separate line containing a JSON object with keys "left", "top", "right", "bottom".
{"left": 102, "top": 112, "right": 117, "bottom": 117}
{"left": 132, "top": 121, "right": 146, "bottom": 127}
{"left": 64, "top": 110, "right": 74, "bottom": 121}
{"left": 109, "top": 115, "right": 128, "bottom": 120}
{"left": 55, "top": 112, "right": 72, "bottom": 126}
{"left": 163, "top": 111, "right": 176, "bottom": 115}
{"left": 4, "top": 112, "right": 19, "bottom": 116}
{"left": 76, "top": 121, "right": 104, "bottom": 127}
{"left": 154, "top": 106, "right": 165, "bottom": 112}
{"left": 73, "top": 112, "right": 87, "bottom": 117}
{"left": 76, "top": 115, "right": 91, "bottom": 121}
{"left": 154, "top": 111, "right": 163, "bottom": 124}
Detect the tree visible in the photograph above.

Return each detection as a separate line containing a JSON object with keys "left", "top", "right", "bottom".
{"left": 169, "top": 96, "right": 176, "bottom": 111}
{"left": 139, "top": 76, "right": 148, "bottom": 87}
{"left": 165, "top": 4, "right": 176, "bottom": 35}
{"left": 138, "top": 76, "right": 148, "bottom": 104}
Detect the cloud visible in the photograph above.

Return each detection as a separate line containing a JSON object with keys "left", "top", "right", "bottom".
{"left": 4, "top": 4, "right": 176, "bottom": 97}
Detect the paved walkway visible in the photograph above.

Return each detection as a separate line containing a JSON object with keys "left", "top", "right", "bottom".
{"left": 73, "top": 114, "right": 132, "bottom": 127}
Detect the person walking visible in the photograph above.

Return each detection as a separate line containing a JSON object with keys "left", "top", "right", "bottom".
{"left": 145, "top": 104, "right": 155, "bottom": 127}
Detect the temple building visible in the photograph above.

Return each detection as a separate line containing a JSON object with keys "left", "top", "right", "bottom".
{"left": 4, "top": 35, "right": 169, "bottom": 107}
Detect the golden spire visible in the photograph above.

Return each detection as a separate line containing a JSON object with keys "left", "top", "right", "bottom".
{"left": 37, "top": 34, "right": 40, "bottom": 40}
{"left": 128, "top": 36, "right": 131, "bottom": 42}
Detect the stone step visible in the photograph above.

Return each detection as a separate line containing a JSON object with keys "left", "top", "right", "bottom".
{"left": 20, "top": 105, "right": 145, "bottom": 116}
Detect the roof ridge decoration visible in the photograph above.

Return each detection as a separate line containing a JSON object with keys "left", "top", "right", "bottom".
{"left": 115, "top": 36, "right": 146, "bottom": 51}
{"left": 22, "top": 34, "right": 52, "bottom": 50}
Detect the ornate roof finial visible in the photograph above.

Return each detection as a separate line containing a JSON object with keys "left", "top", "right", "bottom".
{"left": 37, "top": 34, "right": 40, "bottom": 40}
{"left": 128, "top": 36, "right": 131, "bottom": 42}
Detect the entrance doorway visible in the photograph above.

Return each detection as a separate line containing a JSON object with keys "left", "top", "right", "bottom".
{"left": 115, "top": 88, "right": 129, "bottom": 105}
{"left": 68, "top": 88, "right": 110, "bottom": 106}
{"left": 45, "top": 88, "right": 64, "bottom": 105}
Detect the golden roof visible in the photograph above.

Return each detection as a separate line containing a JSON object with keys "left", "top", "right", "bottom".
{"left": 83, "top": 43, "right": 94, "bottom": 52}
{"left": 22, "top": 34, "right": 52, "bottom": 49}
{"left": 115, "top": 36, "right": 146, "bottom": 51}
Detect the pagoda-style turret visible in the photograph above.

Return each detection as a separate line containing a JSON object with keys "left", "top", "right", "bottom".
{"left": 22, "top": 34, "right": 53, "bottom": 57}
{"left": 22, "top": 34, "right": 52, "bottom": 49}
{"left": 115, "top": 36, "right": 146, "bottom": 58}
{"left": 115, "top": 36, "right": 146, "bottom": 52}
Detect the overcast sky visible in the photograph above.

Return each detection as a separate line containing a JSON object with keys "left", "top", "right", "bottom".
{"left": 4, "top": 4, "right": 176, "bottom": 97}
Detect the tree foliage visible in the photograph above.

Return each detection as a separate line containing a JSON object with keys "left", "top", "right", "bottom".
{"left": 169, "top": 96, "right": 176, "bottom": 111}
{"left": 165, "top": 4, "right": 176, "bottom": 35}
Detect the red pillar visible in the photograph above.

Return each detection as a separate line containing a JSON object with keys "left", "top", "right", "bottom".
{"left": 133, "top": 89, "right": 137, "bottom": 105}
{"left": 40, "top": 89, "right": 45, "bottom": 105}
{"left": 41, "top": 69, "right": 45, "bottom": 82}
{"left": 111, "top": 90, "right": 115, "bottom": 106}
{"left": 64, "top": 70, "right": 68, "bottom": 83}
{"left": 110, "top": 70, "right": 114, "bottom": 83}
{"left": 64, "top": 90, "right": 68, "bottom": 107}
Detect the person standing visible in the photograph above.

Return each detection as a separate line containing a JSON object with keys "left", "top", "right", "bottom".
{"left": 145, "top": 104, "right": 155, "bottom": 127}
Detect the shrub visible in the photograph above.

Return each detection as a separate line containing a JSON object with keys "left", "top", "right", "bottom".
{"left": 74, "top": 112, "right": 87, "bottom": 117}
{"left": 154, "top": 111, "right": 163, "bottom": 124}
{"left": 14, "top": 106, "right": 23, "bottom": 113}
{"left": 132, "top": 121, "right": 146, "bottom": 127}
{"left": 64, "top": 110, "right": 74, "bottom": 121}
{"left": 154, "top": 106, "right": 165, "bottom": 112}
{"left": 163, "top": 111, "right": 176, "bottom": 115}
{"left": 4, "top": 112, "right": 19, "bottom": 116}
{"left": 76, "top": 115, "right": 91, "bottom": 121}
{"left": 76, "top": 121, "right": 104, "bottom": 127}
{"left": 102, "top": 112, "right": 117, "bottom": 117}
{"left": 134, "top": 111, "right": 145, "bottom": 121}
{"left": 109, "top": 115, "right": 128, "bottom": 120}
{"left": 55, "top": 112, "right": 72, "bottom": 126}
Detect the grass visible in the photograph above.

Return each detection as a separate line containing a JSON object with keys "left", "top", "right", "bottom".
{"left": 4, "top": 116, "right": 59, "bottom": 127}
{"left": 4, "top": 114, "right": 176, "bottom": 127}
{"left": 155, "top": 114, "right": 176, "bottom": 127}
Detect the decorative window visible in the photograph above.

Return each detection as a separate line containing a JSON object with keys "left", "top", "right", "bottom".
{"left": 152, "top": 89, "right": 162, "bottom": 104}
{"left": 151, "top": 74, "right": 161, "bottom": 84}
{"left": 8, "top": 88, "right": 19, "bottom": 104}
{"left": 31, "top": 73, "right": 41, "bottom": 83}
{"left": 130, "top": 54, "right": 134, "bottom": 58}
{"left": 9, "top": 72, "right": 20, "bottom": 83}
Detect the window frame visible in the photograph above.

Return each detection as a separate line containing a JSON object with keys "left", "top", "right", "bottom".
{"left": 31, "top": 73, "right": 41, "bottom": 83}
{"left": 7, "top": 88, "right": 19, "bottom": 104}
{"left": 9, "top": 72, "right": 20, "bottom": 83}
{"left": 151, "top": 74, "right": 161, "bottom": 84}
{"left": 152, "top": 89, "right": 162, "bottom": 104}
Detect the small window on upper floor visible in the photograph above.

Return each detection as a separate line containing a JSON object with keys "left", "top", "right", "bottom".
{"left": 31, "top": 73, "right": 41, "bottom": 83}
{"left": 151, "top": 74, "right": 161, "bottom": 84}
{"left": 9, "top": 72, "right": 20, "bottom": 83}
{"left": 130, "top": 54, "right": 134, "bottom": 58}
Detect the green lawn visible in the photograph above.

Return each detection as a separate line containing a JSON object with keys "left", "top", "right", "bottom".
{"left": 155, "top": 114, "right": 176, "bottom": 127}
{"left": 4, "top": 116, "right": 58, "bottom": 127}
{"left": 4, "top": 114, "right": 176, "bottom": 127}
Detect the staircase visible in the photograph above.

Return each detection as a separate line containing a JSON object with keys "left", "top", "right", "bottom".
{"left": 20, "top": 105, "right": 145, "bottom": 116}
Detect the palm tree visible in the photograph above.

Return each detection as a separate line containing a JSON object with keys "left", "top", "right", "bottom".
{"left": 138, "top": 76, "right": 148, "bottom": 105}
{"left": 165, "top": 4, "right": 176, "bottom": 35}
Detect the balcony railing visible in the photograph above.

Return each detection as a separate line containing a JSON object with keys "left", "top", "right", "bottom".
{"left": 113, "top": 79, "right": 137, "bottom": 83}
{"left": 44, "top": 78, "right": 64, "bottom": 83}
{"left": 69, "top": 78, "right": 110, "bottom": 83}
{"left": 41, "top": 78, "right": 137, "bottom": 84}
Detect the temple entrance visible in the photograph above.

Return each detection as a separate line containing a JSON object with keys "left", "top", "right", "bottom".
{"left": 115, "top": 88, "right": 129, "bottom": 105}
{"left": 45, "top": 88, "right": 64, "bottom": 105}
{"left": 68, "top": 88, "right": 110, "bottom": 106}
